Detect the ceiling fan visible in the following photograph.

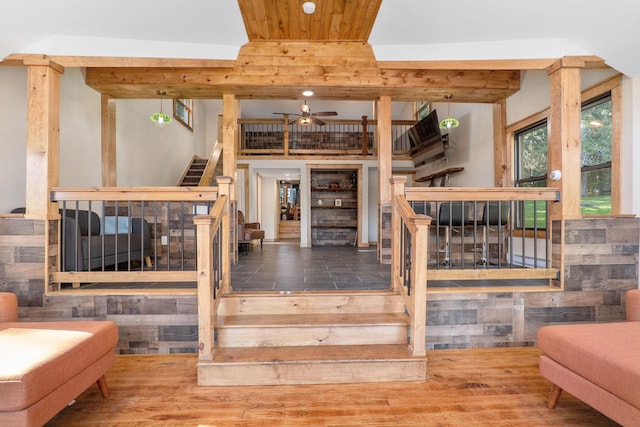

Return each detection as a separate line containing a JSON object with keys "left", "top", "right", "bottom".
{"left": 273, "top": 100, "right": 337, "bottom": 126}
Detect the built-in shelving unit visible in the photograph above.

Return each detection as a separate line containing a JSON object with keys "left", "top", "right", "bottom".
{"left": 309, "top": 165, "right": 361, "bottom": 246}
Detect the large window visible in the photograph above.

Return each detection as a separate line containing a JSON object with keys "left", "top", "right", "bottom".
{"left": 514, "top": 121, "right": 548, "bottom": 229}
{"left": 580, "top": 94, "right": 612, "bottom": 215}
{"left": 174, "top": 98, "right": 193, "bottom": 131}
{"left": 512, "top": 89, "right": 615, "bottom": 223}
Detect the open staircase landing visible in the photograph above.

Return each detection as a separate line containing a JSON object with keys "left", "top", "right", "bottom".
{"left": 197, "top": 290, "right": 427, "bottom": 386}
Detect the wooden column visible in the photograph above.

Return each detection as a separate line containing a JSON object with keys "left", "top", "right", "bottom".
{"left": 222, "top": 93, "right": 239, "bottom": 202}
{"left": 25, "top": 59, "right": 63, "bottom": 219}
{"left": 548, "top": 58, "right": 583, "bottom": 220}
{"left": 493, "top": 99, "right": 509, "bottom": 187}
{"left": 377, "top": 96, "right": 392, "bottom": 203}
{"left": 101, "top": 94, "right": 117, "bottom": 187}
{"left": 377, "top": 96, "right": 393, "bottom": 263}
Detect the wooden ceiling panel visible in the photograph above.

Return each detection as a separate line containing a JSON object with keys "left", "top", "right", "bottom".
{"left": 238, "top": 0, "right": 382, "bottom": 41}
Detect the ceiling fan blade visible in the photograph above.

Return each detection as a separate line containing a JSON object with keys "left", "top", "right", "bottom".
{"left": 311, "top": 117, "right": 326, "bottom": 126}
{"left": 273, "top": 112, "right": 298, "bottom": 116}
{"left": 312, "top": 111, "right": 338, "bottom": 117}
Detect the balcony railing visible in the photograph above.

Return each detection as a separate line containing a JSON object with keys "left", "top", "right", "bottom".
{"left": 239, "top": 118, "right": 415, "bottom": 158}
{"left": 48, "top": 185, "right": 230, "bottom": 290}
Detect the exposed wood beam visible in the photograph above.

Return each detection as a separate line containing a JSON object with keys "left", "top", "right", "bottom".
{"left": 84, "top": 68, "right": 520, "bottom": 103}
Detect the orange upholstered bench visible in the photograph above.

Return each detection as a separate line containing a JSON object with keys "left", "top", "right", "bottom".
{"left": 0, "top": 293, "right": 118, "bottom": 427}
{"left": 538, "top": 289, "right": 640, "bottom": 426}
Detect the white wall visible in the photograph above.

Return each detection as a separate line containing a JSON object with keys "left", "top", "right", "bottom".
{"left": 0, "top": 67, "right": 213, "bottom": 213}
{"left": 0, "top": 67, "right": 27, "bottom": 213}
{"left": 416, "top": 102, "right": 495, "bottom": 187}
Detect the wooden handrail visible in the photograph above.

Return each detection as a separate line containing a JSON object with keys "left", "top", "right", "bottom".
{"left": 50, "top": 186, "right": 219, "bottom": 202}
{"left": 404, "top": 187, "right": 560, "bottom": 202}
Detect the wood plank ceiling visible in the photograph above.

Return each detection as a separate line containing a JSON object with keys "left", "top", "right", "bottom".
{"left": 82, "top": 0, "right": 523, "bottom": 102}
{"left": 238, "top": 0, "right": 381, "bottom": 41}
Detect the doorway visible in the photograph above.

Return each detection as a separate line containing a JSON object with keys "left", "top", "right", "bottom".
{"left": 278, "top": 180, "right": 301, "bottom": 241}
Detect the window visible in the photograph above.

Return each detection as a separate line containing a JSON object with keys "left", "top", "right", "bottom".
{"left": 174, "top": 99, "right": 193, "bottom": 131}
{"left": 514, "top": 120, "right": 548, "bottom": 229}
{"left": 580, "top": 94, "right": 612, "bottom": 215}
{"left": 414, "top": 101, "right": 430, "bottom": 120}
{"left": 512, "top": 89, "right": 615, "bottom": 223}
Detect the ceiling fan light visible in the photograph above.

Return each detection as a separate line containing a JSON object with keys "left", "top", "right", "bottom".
{"left": 302, "top": 1, "right": 316, "bottom": 14}
{"left": 298, "top": 116, "right": 313, "bottom": 125}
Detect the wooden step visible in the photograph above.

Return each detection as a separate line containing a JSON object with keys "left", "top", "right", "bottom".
{"left": 278, "top": 221, "right": 301, "bottom": 239}
{"left": 217, "top": 312, "right": 410, "bottom": 347}
{"left": 197, "top": 344, "right": 427, "bottom": 386}
{"left": 217, "top": 291, "right": 405, "bottom": 316}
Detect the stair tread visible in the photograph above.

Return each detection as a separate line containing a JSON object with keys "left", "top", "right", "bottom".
{"left": 218, "top": 312, "right": 409, "bottom": 328}
{"left": 210, "top": 344, "right": 423, "bottom": 364}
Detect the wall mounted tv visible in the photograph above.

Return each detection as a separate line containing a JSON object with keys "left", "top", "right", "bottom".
{"left": 407, "top": 109, "right": 449, "bottom": 167}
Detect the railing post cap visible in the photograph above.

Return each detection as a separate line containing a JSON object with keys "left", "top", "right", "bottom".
{"left": 390, "top": 176, "right": 408, "bottom": 184}
{"left": 216, "top": 176, "right": 234, "bottom": 184}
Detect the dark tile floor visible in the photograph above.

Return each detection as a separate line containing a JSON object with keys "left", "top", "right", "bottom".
{"left": 231, "top": 241, "right": 391, "bottom": 292}
{"left": 77, "top": 242, "right": 547, "bottom": 290}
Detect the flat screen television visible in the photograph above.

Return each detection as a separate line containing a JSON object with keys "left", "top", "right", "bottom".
{"left": 407, "top": 109, "right": 448, "bottom": 167}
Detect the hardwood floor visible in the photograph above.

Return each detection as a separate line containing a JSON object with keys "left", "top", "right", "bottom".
{"left": 47, "top": 348, "right": 619, "bottom": 426}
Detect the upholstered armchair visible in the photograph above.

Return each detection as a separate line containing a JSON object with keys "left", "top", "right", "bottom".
{"left": 237, "top": 211, "right": 264, "bottom": 248}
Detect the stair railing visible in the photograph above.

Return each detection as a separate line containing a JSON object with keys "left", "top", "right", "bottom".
{"left": 392, "top": 176, "right": 430, "bottom": 356}
{"left": 195, "top": 178, "right": 232, "bottom": 361}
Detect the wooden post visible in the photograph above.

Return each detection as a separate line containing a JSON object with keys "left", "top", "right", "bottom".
{"left": 101, "top": 94, "right": 117, "bottom": 187}
{"left": 217, "top": 176, "right": 233, "bottom": 290}
{"left": 361, "top": 115, "right": 368, "bottom": 157}
{"left": 493, "top": 100, "right": 509, "bottom": 187}
{"left": 283, "top": 114, "right": 290, "bottom": 157}
{"left": 410, "top": 214, "right": 430, "bottom": 357}
{"left": 548, "top": 58, "right": 583, "bottom": 220}
{"left": 194, "top": 215, "right": 215, "bottom": 361}
{"left": 222, "top": 93, "right": 239, "bottom": 202}
{"left": 377, "top": 96, "right": 393, "bottom": 262}
{"left": 377, "top": 97, "right": 392, "bottom": 203}
{"left": 25, "top": 59, "right": 63, "bottom": 219}
{"left": 390, "top": 176, "right": 407, "bottom": 292}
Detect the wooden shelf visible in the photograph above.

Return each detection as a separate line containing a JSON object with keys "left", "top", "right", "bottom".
{"left": 310, "top": 167, "right": 360, "bottom": 246}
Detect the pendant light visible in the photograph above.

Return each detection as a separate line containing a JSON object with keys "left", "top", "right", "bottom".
{"left": 150, "top": 90, "right": 172, "bottom": 125}
{"left": 439, "top": 94, "right": 459, "bottom": 130}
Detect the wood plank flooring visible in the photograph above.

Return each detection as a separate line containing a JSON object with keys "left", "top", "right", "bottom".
{"left": 46, "top": 348, "right": 619, "bottom": 426}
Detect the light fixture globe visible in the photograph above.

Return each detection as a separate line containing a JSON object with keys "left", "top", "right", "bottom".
{"left": 439, "top": 117, "right": 459, "bottom": 129}
{"left": 151, "top": 112, "right": 172, "bottom": 124}
{"left": 438, "top": 93, "right": 459, "bottom": 130}
{"left": 151, "top": 90, "right": 172, "bottom": 125}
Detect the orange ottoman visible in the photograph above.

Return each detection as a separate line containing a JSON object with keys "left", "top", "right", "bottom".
{"left": 538, "top": 289, "right": 640, "bottom": 426}
{"left": 0, "top": 293, "right": 118, "bottom": 427}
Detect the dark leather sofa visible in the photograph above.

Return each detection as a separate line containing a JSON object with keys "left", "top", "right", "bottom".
{"left": 60, "top": 209, "right": 151, "bottom": 271}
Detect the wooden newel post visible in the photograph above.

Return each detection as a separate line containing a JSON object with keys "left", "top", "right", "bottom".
{"left": 216, "top": 176, "right": 233, "bottom": 292}
{"left": 410, "top": 214, "right": 430, "bottom": 357}
{"left": 390, "top": 176, "right": 407, "bottom": 292}
{"left": 194, "top": 215, "right": 215, "bottom": 361}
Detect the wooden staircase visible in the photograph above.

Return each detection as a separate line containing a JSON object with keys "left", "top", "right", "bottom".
{"left": 178, "top": 156, "right": 208, "bottom": 186}
{"left": 177, "top": 142, "right": 223, "bottom": 186}
{"left": 197, "top": 290, "right": 427, "bottom": 386}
